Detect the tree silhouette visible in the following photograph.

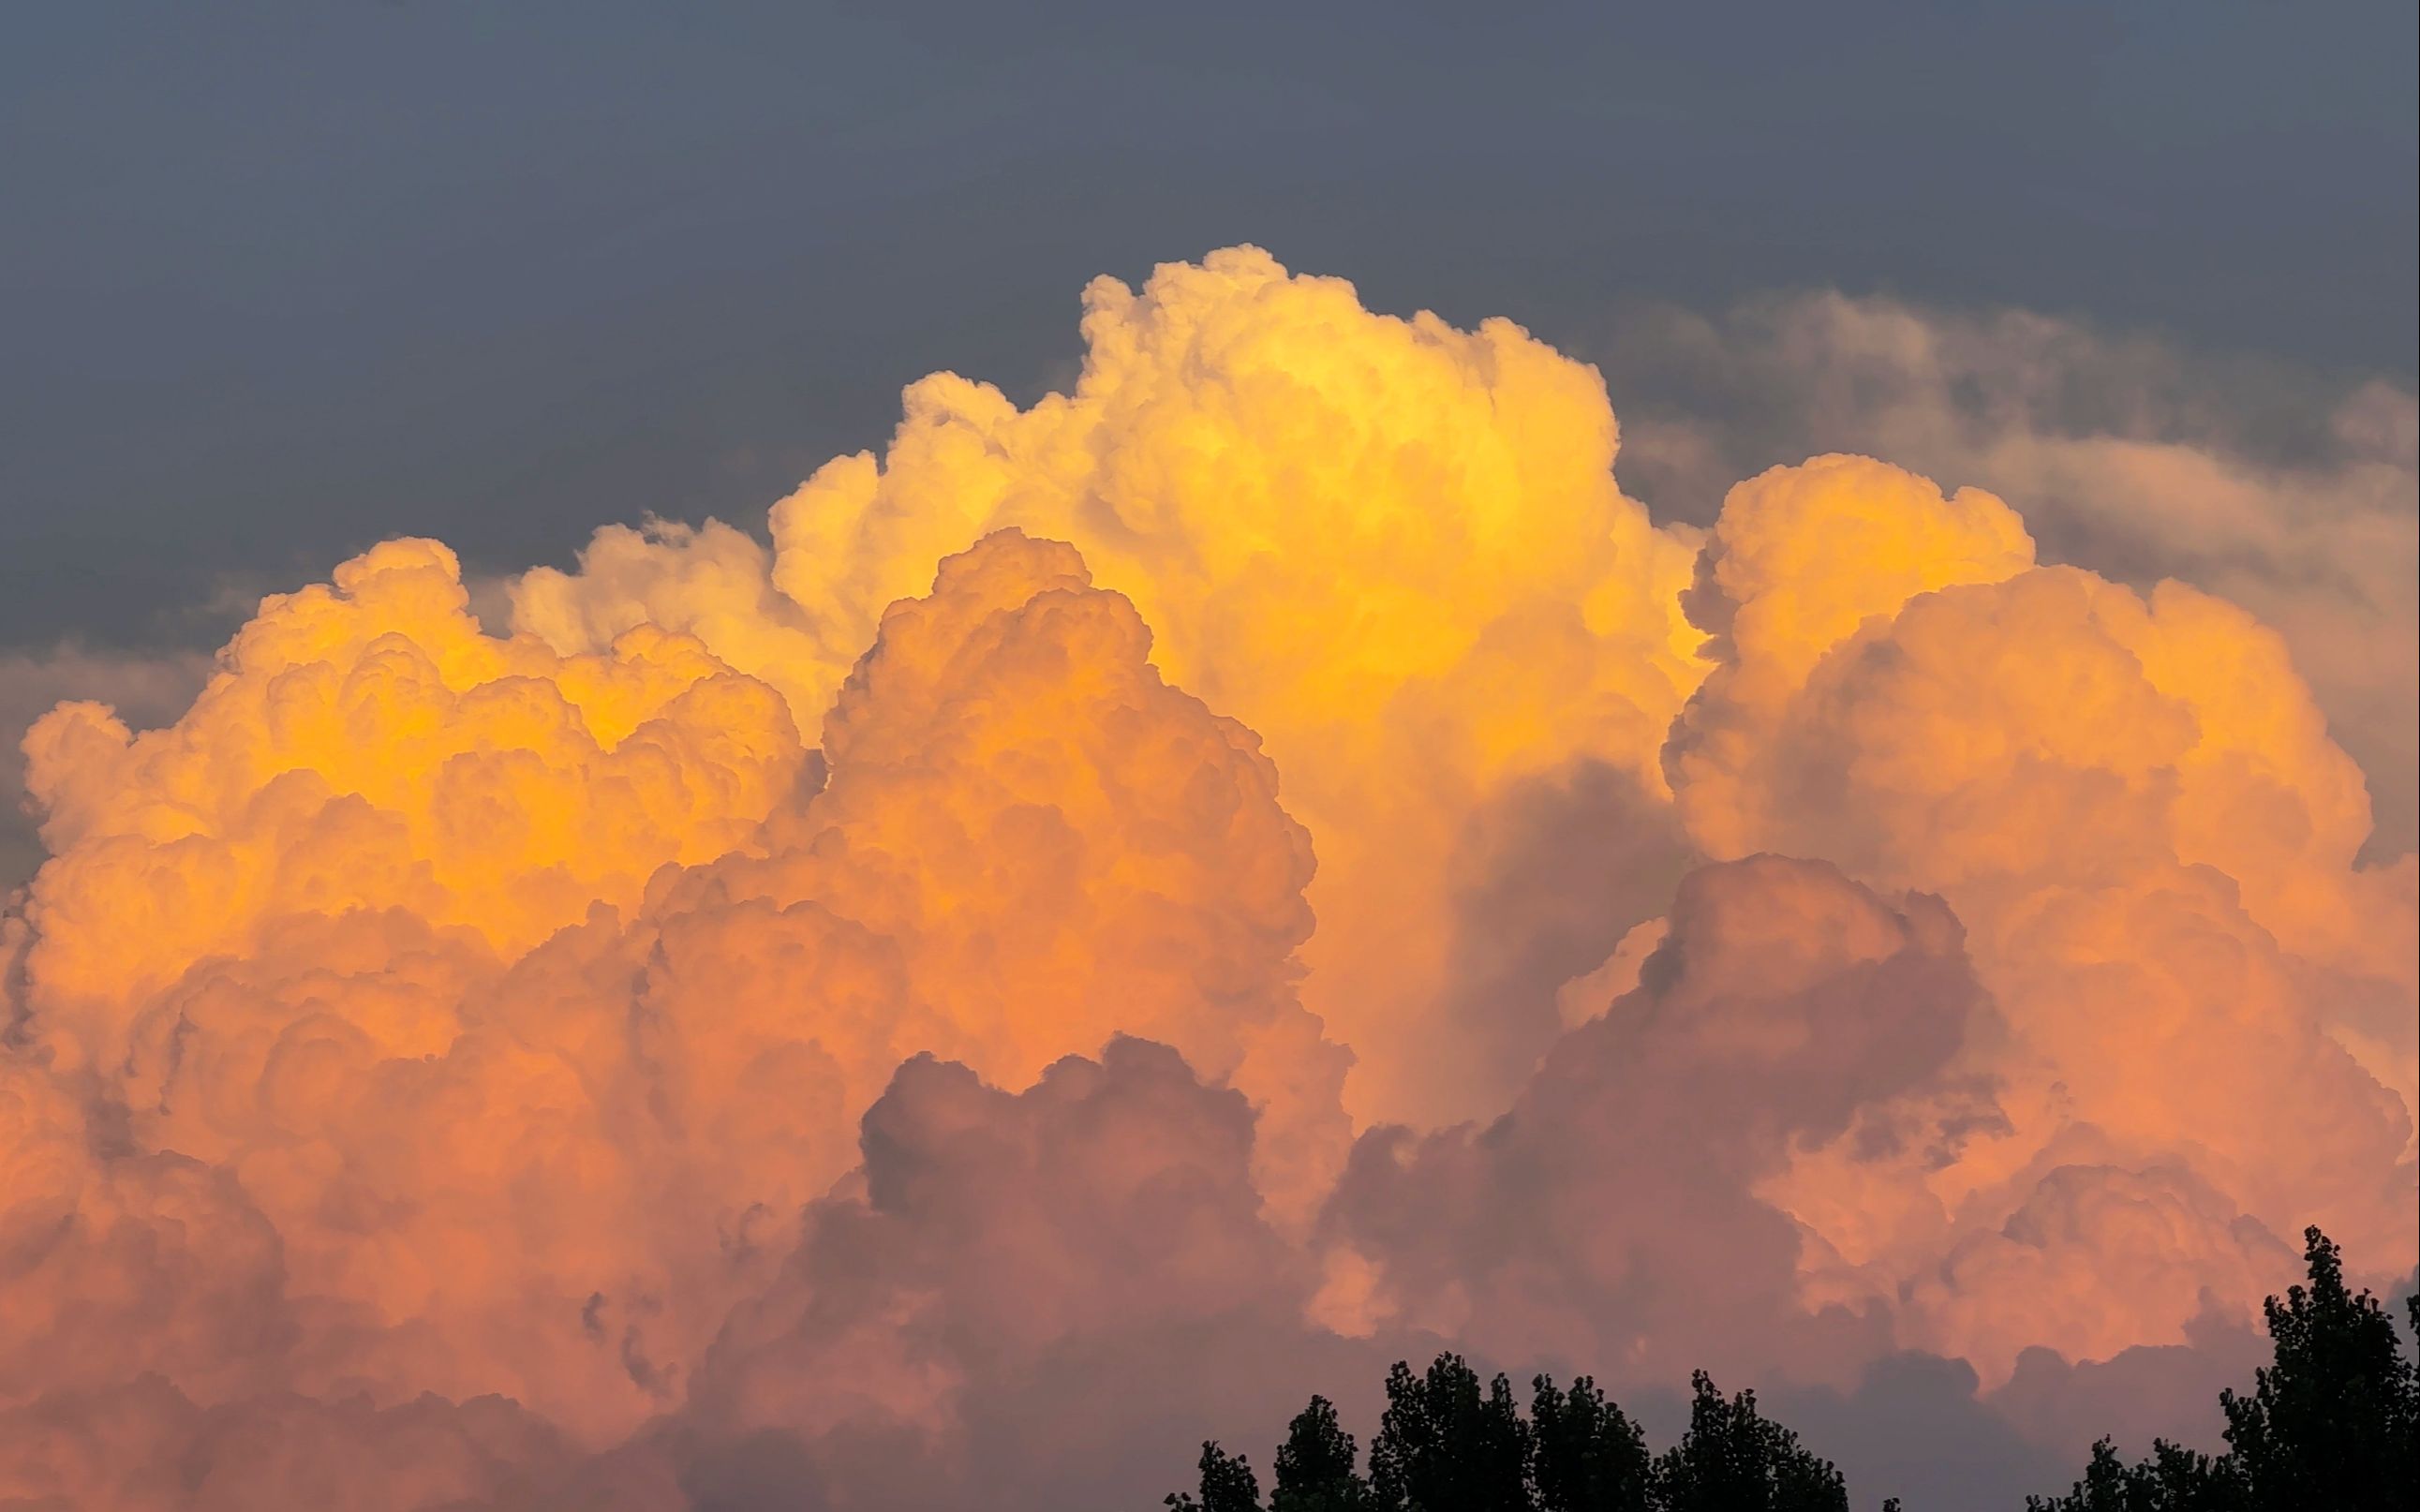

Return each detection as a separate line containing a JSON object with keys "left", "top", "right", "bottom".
{"left": 1166, "top": 1441, "right": 1264, "bottom": 1512}
{"left": 1648, "top": 1371, "right": 1848, "bottom": 1512}
{"left": 1369, "top": 1355, "right": 1533, "bottom": 1512}
{"left": 1165, "top": 1352, "right": 1884, "bottom": 1511}
{"left": 1529, "top": 1373, "right": 1651, "bottom": 1512}
{"left": 1164, "top": 1230, "right": 2418, "bottom": 1512}
{"left": 2218, "top": 1226, "right": 2418, "bottom": 1507}
{"left": 1275, "top": 1396, "right": 1375, "bottom": 1512}
{"left": 2028, "top": 1225, "right": 2419, "bottom": 1512}
{"left": 2022, "top": 1436, "right": 2243, "bottom": 1512}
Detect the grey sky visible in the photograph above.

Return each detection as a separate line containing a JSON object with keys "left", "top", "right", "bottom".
{"left": 5, "top": 1, "right": 2413, "bottom": 653}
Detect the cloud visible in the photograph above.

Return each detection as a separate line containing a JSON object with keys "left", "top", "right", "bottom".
{"left": 0, "top": 249, "right": 2411, "bottom": 1507}
{"left": 1665, "top": 452, "right": 2413, "bottom": 1390}
{"left": 514, "top": 246, "right": 1710, "bottom": 1128}
{"left": 0, "top": 644, "right": 209, "bottom": 889}
{"left": 1991, "top": 1305, "right": 2267, "bottom": 1463}
{"left": 647, "top": 1036, "right": 1351, "bottom": 1510}
{"left": 1317, "top": 854, "right": 1985, "bottom": 1389}
{"left": 1763, "top": 1353, "right": 2066, "bottom": 1510}
{"left": 1903, "top": 1164, "right": 2298, "bottom": 1386}
{"left": 1596, "top": 289, "right": 2420, "bottom": 857}
{"left": 2, "top": 523, "right": 1346, "bottom": 1468}
{"left": 0, "top": 1377, "right": 573, "bottom": 1512}
{"left": 19, "top": 537, "right": 809, "bottom": 1063}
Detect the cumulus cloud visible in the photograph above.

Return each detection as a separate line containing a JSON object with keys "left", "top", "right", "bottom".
{"left": 1, "top": 521, "right": 1348, "bottom": 1483}
{"left": 0, "top": 644, "right": 208, "bottom": 888}
{"left": 0, "top": 248, "right": 2411, "bottom": 1506}
{"left": 1317, "top": 854, "right": 1985, "bottom": 1390}
{"left": 1596, "top": 289, "right": 2420, "bottom": 856}
{"left": 1663, "top": 452, "right": 2413, "bottom": 1392}
{"left": 1672, "top": 455, "right": 2413, "bottom": 1282}
{"left": 20, "top": 537, "right": 809, "bottom": 1056}
{"left": 515, "top": 246, "right": 1708, "bottom": 1128}
{"left": 646, "top": 1036, "right": 1352, "bottom": 1509}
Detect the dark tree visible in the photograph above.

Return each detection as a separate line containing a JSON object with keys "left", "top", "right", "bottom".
{"left": 1164, "top": 1355, "right": 1895, "bottom": 1511}
{"left": 1649, "top": 1371, "right": 1848, "bottom": 1512}
{"left": 2022, "top": 1438, "right": 2244, "bottom": 1512}
{"left": 1530, "top": 1373, "right": 1651, "bottom": 1512}
{"left": 1369, "top": 1355, "right": 1534, "bottom": 1512}
{"left": 1273, "top": 1395, "right": 1373, "bottom": 1512}
{"left": 2218, "top": 1226, "right": 2420, "bottom": 1508}
{"left": 1168, "top": 1441, "right": 1264, "bottom": 1512}
{"left": 2028, "top": 1225, "right": 2419, "bottom": 1512}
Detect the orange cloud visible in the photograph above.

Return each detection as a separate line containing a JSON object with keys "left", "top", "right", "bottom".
{"left": 516, "top": 247, "right": 1709, "bottom": 1127}
{"left": 0, "top": 249, "right": 2410, "bottom": 1506}
{"left": 4, "top": 524, "right": 1345, "bottom": 1459}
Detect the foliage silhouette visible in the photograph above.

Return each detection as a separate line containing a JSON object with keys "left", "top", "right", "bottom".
{"left": 1163, "top": 1227, "right": 2418, "bottom": 1510}
{"left": 1166, "top": 1441, "right": 1262, "bottom": 1512}
{"left": 2022, "top": 1438, "right": 2243, "bottom": 1512}
{"left": 1369, "top": 1355, "right": 1535, "bottom": 1512}
{"left": 1529, "top": 1374, "right": 1651, "bottom": 1512}
{"left": 1648, "top": 1370, "right": 1848, "bottom": 1512}
{"left": 1275, "top": 1396, "right": 1376, "bottom": 1512}
{"left": 2027, "top": 1225, "right": 2420, "bottom": 1512}
{"left": 1165, "top": 1354, "right": 1877, "bottom": 1511}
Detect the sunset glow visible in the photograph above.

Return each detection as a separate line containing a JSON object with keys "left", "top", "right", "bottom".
{"left": 5, "top": 10, "right": 2415, "bottom": 1505}
{"left": 5, "top": 245, "right": 2412, "bottom": 1505}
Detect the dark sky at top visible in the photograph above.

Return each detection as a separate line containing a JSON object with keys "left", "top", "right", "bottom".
{"left": 6, "top": 1, "right": 2414, "bottom": 650}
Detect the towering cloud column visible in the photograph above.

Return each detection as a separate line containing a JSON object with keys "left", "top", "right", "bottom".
{"left": 515, "top": 247, "right": 1712, "bottom": 1128}
{"left": 1668, "top": 454, "right": 2416, "bottom": 1377}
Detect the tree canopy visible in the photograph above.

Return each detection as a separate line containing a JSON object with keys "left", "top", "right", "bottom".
{"left": 2026, "top": 1227, "right": 2420, "bottom": 1512}
{"left": 1165, "top": 1226, "right": 2417, "bottom": 1511}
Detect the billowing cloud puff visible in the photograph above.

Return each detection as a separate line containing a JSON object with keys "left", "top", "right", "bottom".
{"left": 1318, "top": 854, "right": 1985, "bottom": 1387}
{"left": 1666, "top": 453, "right": 2039, "bottom": 863}
{"left": 657, "top": 1036, "right": 1338, "bottom": 1510}
{"left": 18, "top": 537, "right": 808, "bottom": 1075}
{"left": 1670, "top": 453, "right": 2415, "bottom": 1381}
{"left": 0, "top": 1059, "right": 287, "bottom": 1412}
{"left": 1903, "top": 1163, "right": 2296, "bottom": 1386}
{"left": 0, "top": 249, "right": 2411, "bottom": 1507}
{"left": 1, "top": 523, "right": 1345, "bottom": 1461}
{"left": 510, "top": 518, "right": 828, "bottom": 736}
{"left": 0, "top": 644, "right": 209, "bottom": 888}
{"left": 1676, "top": 521, "right": 2394, "bottom": 971}
{"left": 516, "top": 246, "right": 1708, "bottom": 1126}
{"left": 616, "top": 526, "right": 1348, "bottom": 1221}
{"left": 1599, "top": 289, "right": 2420, "bottom": 856}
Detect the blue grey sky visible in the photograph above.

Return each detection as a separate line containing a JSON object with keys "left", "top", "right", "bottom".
{"left": 5, "top": 1, "right": 2414, "bottom": 650}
